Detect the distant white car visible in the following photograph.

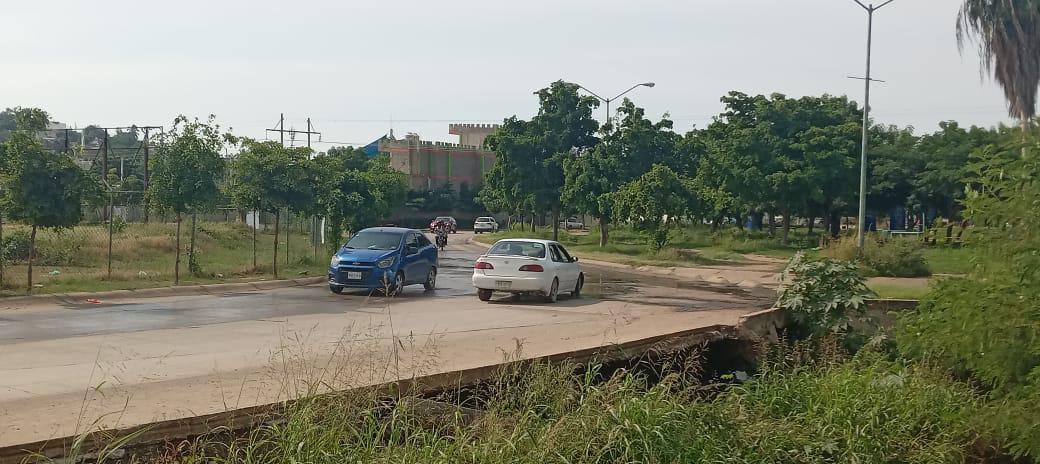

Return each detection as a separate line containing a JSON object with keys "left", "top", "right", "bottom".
{"left": 472, "top": 239, "right": 583, "bottom": 303}
{"left": 559, "top": 216, "right": 585, "bottom": 230}
{"left": 473, "top": 216, "right": 499, "bottom": 234}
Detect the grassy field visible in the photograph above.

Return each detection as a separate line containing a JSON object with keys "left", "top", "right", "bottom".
{"left": 474, "top": 225, "right": 810, "bottom": 267}
{"left": 0, "top": 221, "right": 327, "bottom": 296}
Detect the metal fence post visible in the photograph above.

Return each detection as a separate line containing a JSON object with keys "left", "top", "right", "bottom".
{"left": 107, "top": 191, "right": 114, "bottom": 279}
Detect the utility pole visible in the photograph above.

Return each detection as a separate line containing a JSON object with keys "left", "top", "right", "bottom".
{"left": 850, "top": 0, "right": 895, "bottom": 248}
{"left": 568, "top": 82, "right": 655, "bottom": 132}
{"left": 266, "top": 115, "right": 321, "bottom": 150}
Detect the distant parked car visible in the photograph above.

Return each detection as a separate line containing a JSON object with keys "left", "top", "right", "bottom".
{"left": 472, "top": 239, "right": 583, "bottom": 303}
{"left": 559, "top": 216, "right": 585, "bottom": 230}
{"left": 473, "top": 216, "right": 499, "bottom": 234}
{"left": 429, "top": 216, "right": 457, "bottom": 233}
{"left": 328, "top": 227, "right": 438, "bottom": 295}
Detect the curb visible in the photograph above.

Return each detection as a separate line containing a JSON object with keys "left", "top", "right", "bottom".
{"left": 0, "top": 276, "right": 326, "bottom": 308}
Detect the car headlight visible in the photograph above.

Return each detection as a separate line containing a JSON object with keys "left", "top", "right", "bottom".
{"left": 377, "top": 257, "right": 395, "bottom": 268}
{"left": 330, "top": 256, "right": 341, "bottom": 267}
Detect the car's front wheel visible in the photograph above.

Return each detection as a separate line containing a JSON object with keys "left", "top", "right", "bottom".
{"left": 477, "top": 289, "right": 493, "bottom": 301}
{"left": 330, "top": 284, "right": 344, "bottom": 294}
{"left": 387, "top": 272, "right": 405, "bottom": 296}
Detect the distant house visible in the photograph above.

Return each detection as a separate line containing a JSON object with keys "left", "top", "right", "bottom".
{"left": 378, "top": 123, "right": 499, "bottom": 191}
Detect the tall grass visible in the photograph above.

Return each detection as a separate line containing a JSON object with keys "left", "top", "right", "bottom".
{"left": 163, "top": 344, "right": 998, "bottom": 464}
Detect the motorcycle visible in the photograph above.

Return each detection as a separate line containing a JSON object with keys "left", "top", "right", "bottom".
{"left": 435, "top": 230, "right": 448, "bottom": 250}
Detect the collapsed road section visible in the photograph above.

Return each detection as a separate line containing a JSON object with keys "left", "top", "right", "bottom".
{"left": 0, "top": 316, "right": 775, "bottom": 464}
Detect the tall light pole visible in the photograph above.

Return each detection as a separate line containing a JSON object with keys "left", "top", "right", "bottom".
{"left": 571, "top": 82, "right": 656, "bottom": 130}
{"left": 850, "top": 0, "right": 894, "bottom": 248}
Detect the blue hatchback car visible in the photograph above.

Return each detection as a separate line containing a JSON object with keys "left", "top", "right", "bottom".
{"left": 328, "top": 227, "right": 438, "bottom": 294}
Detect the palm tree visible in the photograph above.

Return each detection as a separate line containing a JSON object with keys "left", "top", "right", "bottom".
{"left": 957, "top": 0, "right": 1040, "bottom": 131}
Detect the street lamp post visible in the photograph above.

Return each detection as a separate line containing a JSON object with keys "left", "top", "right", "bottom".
{"left": 572, "top": 82, "right": 656, "bottom": 130}
{"left": 850, "top": 0, "right": 895, "bottom": 248}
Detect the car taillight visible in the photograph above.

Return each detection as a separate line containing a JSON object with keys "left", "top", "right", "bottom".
{"left": 475, "top": 261, "right": 494, "bottom": 269}
{"left": 518, "top": 264, "right": 544, "bottom": 272}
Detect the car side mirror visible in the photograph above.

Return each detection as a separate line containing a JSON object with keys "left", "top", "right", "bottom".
{"left": 407, "top": 245, "right": 419, "bottom": 255}
{"left": 571, "top": 257, "right": 579, "bottom": 263}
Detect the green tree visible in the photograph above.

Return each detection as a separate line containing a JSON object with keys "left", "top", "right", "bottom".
{"left": 563, "top": 99, "right": 681, "bottom": 246}
{"left": 0, "top": 130, "right": 97, "bottom": 294}
{"left": 484, "top": 81, "right": 599, "bottom": 240}
{"left": 611, "top": 165, "right": 692, "bottom": 252}
{"left": 147, "top": 116, "right": 229, "bottom": 284}
{"left": 228, "top": 140, "right": 312, "bottom": 278}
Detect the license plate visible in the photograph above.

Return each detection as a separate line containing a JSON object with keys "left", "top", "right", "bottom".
{"left": 346, "top": 271, "right": 363, "bottom": 280}
{"left": 495, "top": 281, "right": 512, "bottom": 289}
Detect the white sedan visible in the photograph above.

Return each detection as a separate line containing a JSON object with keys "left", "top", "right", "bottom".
{"left": 472, "top": 239, "right": 583, "bottom": 303}
{"left": 473, "top": 216, "right": 499, "bottom": 234}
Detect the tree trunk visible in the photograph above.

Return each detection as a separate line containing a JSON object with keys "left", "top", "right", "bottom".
{"left": 519, "top": 213, "right": 525, "bottom": 232}
{"left": 767, "top": 212, "right": 776, "bottom": 237}
{"left": 285, "top": 209, "right": 290, "bottom": 267}
{"left": 174, "top": 214, "right": 182, "bottom": 285}
{"left": 252, "top": 210, "right": 257, "bottom": 270}
{"left": 829, "top": 210, "right": 841, "bottom": 238}
{"left": 273, "top": 210, "right": 280, "bottom": 279}
{"left": 781, "top": 209, "right": 791, "bottom": 245}
{"left": 26, "top": 224, "right": 37, "bottom": 295}
{"left": 189, "top": 211, "right": 198, "bottom": 275}
{"left": 598, "top": 216, "right": 609, "bottom": 247}
{"left": 551, "top": 208, "right": 560, "bottom": 241}
{"left": 807, "top": 215, "right": 815, "bottom": 235}
{"left": 0, "top": 212, "right": 4, "bottom": 291}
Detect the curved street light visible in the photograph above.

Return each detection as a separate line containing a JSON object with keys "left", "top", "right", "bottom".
{"left": 571, "top": 82, "right": 656, "bottom": 130}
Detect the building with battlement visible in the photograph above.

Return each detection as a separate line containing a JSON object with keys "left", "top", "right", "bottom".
{"left": 379, "top": 123, "right": 499, "bottom": 191}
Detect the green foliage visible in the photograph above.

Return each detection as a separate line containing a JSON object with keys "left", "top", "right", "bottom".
{"left": 824, "top": 236, "right": 932, "bottom": 277}
{"left": 312, "top": 149, "right": 407, "bottom": 247}
{"left": 482, "top": 80, "right": 599, "bottom": 239}
{"left": 178, "top": 351, "right": 991, "bottom": 463}
{"left": 776, "top": 252, "right": 873, "bottom": 338}
{"left": 897, "top": 144, "right": 1040, "bottom": 458}
{"left": 147, "top": 116, "right": 229, "bottom": 216}
{"left": 611, "top": 165, "right": 692, "bottom": 251}
{"left": 0, "top": 132, "right": 97, "bottom": 230}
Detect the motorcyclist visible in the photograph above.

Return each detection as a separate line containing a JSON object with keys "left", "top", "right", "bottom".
{"left": 434, "top": 220, "right": 449, "bottom": 249}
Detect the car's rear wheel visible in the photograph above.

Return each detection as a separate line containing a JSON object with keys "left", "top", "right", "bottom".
{"left": 572, "top": 274, "right": 583, "bottom": 298}
{"left": 423, "top": 267, "right": 437, "bottom": 292}
{"left": 544, "top": 278, "right": 559, "bottom": 303}
{"left": 330, "top": 284, "right": 344, "bottom": 294}
{"left": 477, "top": 289, "right": 493, "bottom": 301}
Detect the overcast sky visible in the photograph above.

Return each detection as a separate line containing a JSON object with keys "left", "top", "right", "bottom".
{"left": 1, "top": 0, "right": 1013, "bottom": 147}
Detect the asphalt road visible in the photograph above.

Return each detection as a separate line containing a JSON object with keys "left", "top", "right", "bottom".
{"left": 0, "top": 232, "right": 775, "bottom": 447}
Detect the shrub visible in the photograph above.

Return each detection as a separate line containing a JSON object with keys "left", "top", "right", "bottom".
{"left": 1, "top": 230, "right": 32, "bottom": 262}
{"left": 776, "top": 252, "right": 875, "bottom": 342}
{"left": 824, "top": 236, "right": 931, "bottom": 277}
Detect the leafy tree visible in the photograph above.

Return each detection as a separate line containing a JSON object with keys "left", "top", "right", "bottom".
{"left": 611, "top": 165, "right": 692, "bottom": 252}
{"left": 0, "top": 130, "right": 98, "bottom": 294}
{"left": 484, "top": 81, "right": 599, "bottom": 240}
{"left": 313, "top": 151, "right": 407, "bottom": 249}
{"left": 147, "top": 116, "right": 229, "bottom": 284}
{"left": 228, "top": 140, "right": 312, "bottom": 278}
{"left": 563, "top": 99, "right": 681, "bottom": 246}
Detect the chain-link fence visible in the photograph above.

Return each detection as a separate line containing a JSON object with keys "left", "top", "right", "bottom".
{"left": 0, "top": 207, "right": 328, "bottom": 296}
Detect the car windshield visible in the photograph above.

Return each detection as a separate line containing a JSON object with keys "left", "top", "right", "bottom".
{"left": 344, "top": 231, "right": 402, "bottom": 250}
{"left": 487, "top": 241, "right": 546, "bottom": 258}
{"left": 476, "top": 218, "right": 492, "bottom": 222}
{"left": 435, "top": 217, "right": 452, "bottom": 221}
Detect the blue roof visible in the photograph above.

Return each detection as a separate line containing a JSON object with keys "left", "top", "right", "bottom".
{"left": 363, "top": 138, "right": 382, "bottom": 156}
